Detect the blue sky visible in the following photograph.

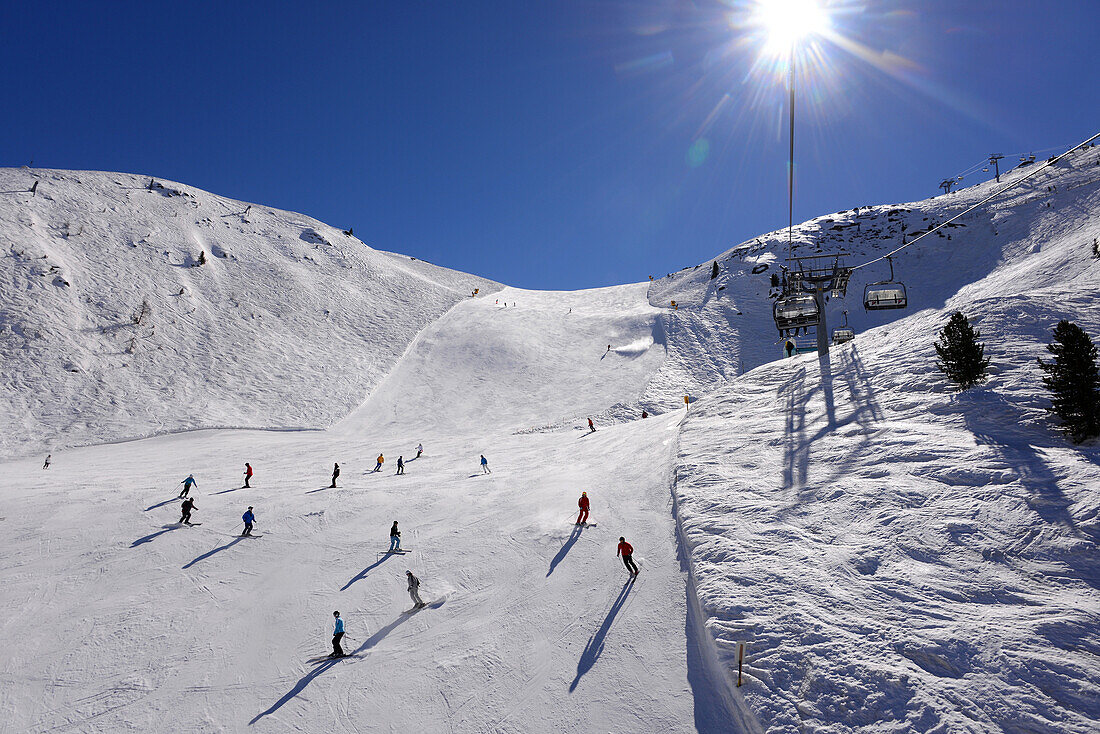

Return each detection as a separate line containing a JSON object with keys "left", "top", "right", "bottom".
{"left": 2, "top": 1, "right": 1097, "bottom": 289}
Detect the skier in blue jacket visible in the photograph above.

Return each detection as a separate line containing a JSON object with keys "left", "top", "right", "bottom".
{"left": 242, "top": 507, "right": 255, "bottom": 536}
{"left": 179, "top": 474, "right": 197, "bottom": 498}
{"left": 331, "top": 611, "right": 345, "bottom": 658}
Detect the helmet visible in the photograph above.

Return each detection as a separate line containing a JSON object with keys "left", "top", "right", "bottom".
{"left": 247, "top": 506, "right": 253, "bottom": 510}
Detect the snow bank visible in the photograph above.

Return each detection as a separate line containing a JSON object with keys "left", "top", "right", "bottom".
{"left": 672, "top": 149, "right": 1100, "bottom": 732}
{"left": 0, "top": 168, "right": 499, "bottom": 459}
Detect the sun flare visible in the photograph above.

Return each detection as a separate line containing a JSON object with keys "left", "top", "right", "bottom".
{"left": 752, "top": 0, "right": 831, "bottom": 55}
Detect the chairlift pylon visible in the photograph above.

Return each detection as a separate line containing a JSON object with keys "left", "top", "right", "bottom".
{"left": 864, "top": 256, "right": 908, "bottom": 311}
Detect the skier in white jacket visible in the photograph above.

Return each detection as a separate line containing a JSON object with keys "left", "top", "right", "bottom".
{"left": 406, "top": 570, "right": 425, "bottom": 609}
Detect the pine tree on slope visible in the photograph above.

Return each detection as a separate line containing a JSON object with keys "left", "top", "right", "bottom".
{"left": 1038, "top": 320, "right": 1100, "bottom": 443}
{"left": 934, "top": 312, "right": 989, "bottom": 390}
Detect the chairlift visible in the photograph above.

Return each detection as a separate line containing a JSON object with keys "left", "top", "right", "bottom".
{"left": 773, "top": 292, "right": 819, "bottom": 333}
{"left": 863, "top": 256, "right": 907, "bottom": 311}
{"left": 831, "top": 310, "right": 855, "bottom": 345}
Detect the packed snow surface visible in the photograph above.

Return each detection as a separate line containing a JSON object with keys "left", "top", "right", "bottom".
{"left": 1, "top": 150, "right": 1098, "bottom": 732}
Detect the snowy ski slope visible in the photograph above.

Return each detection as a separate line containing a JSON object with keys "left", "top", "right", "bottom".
{"left": 0, "top": 168, "right": 497, "bottom": 460}
{"left": 1, "top": 149, "right": 1098, "bottom": 732}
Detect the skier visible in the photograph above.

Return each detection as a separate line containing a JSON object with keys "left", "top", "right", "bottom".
{"left": 416, "top": 443, "right": 423, "bottom": 459}
{"left": 606, "top": 344, "right": 611, "bottom": 353}
{"left": 43, "top": 454, "right": 51, "bottom": 469}
{"left": 179, "top": 474, "right": 198, "bottom": 498}
{"left": 330, "top": 611, "right": 345, "bottom": 658}
{"left": 389, "top": 521, "right": 401, "bottom": 552}
{"left": 480, "top": 455, "right": 491, "bottom": 474}
{"left": 406, "top": 570, "right": 425, "bottom": 609}
{"left": 243, "top": 462, "right": 253, "bottom": 488}
{"left": 330, "top": 462, "right": 340, "bottom": 488}
{"left": 242, "top": 506, "right": 255, "bottom": 536}
{"left": 641, "top": 410, "right": 648, "bottom": 419}
{"left": 373, "top": 454, "right": 384, "bottom": 473}
{"left": 588, "top": 418, "right": 595, "bottom": 433}
{"left": 784, "top": 340, "right": 795, "bottom": 359}
{"left": 396, "top": 456, "right": 405, "bottom": 475}
{"left": 179, "top": 497, "right": 197, "bottom": 525}
{"left": 617, "top": 536, "right": 639, "bottom": 576}
{"left": 576, "top": 491, "right": 590, "bottom": 525}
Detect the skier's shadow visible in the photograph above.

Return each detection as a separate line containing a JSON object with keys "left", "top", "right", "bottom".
{"left": 547, "top": 526, "right": 583, "bottom": 577}
{"left": 341, "top": 553, "right": 394, "bottom": 591}
{"left": 250, "top": 612, "right": 413, "bottom": 725}
{"left": 144, "top": 497, "right": 178, "bottom": 512}
{"left": 131, "top": 525, "right": 180, "bottom": 547}
{"left": 182, "top": 537, "right": 244, "bottom": 569}
{"left": 306, "top": 486, "right": 333, "bottom": 494}
{"left": 211, "top": 487, "right": 241, "bottom": 495}
{"left": 569, "top": 578, "right": 635, "bottom": 692}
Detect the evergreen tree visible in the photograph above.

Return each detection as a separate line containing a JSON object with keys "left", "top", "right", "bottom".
{"left": 710, "top": 261, "right": 719, "bottom": 280}
{"left": 934, "top": 311, "right": 989, "bottom": 389}
{"left": 1038, "top": 320, "right": 1100, "bottom": 443}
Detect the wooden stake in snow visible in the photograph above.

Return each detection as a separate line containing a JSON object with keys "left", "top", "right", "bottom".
{"left": 737, "top": 644, "right": 744, "bottom": 687}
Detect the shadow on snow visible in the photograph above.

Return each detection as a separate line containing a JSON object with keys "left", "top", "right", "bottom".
{"left": 547, "top": 525, "right": 583, "bottom": 577}
{"left": 341, "top": 552, "right": 395, "bottom": 591}
{"left": 182, "top": 537, "right": 244, "bottom": 569}
{"left": 250, "top": 612, "right": 416, "bottom": 725}
{"left": 569, "top": 578, "right": 634, "bottom": 692}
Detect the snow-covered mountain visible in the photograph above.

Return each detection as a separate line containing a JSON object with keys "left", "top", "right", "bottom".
{"left": 0, "top": 168, "right": 498, "bottom": 459}
{"left": 0, "top": 148, "right": 1097, "bottom": 733}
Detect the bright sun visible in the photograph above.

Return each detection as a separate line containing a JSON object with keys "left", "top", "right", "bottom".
{"left": 753, "top": 0, "right": 830, "bottom": 54}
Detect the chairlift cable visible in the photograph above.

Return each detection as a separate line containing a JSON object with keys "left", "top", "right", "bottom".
{"left": 851, "top": 130, "right": 1100, "bottom": 272}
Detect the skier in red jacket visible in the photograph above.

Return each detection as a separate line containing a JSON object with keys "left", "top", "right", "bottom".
{"left": 617, "top": 537, "right": 639, "bottom": 576}
{"left": 243, "top": 462, "right": 253, "bottom": 488}
{"left": 576, "top": 492, "right": 590, "bottom": 525}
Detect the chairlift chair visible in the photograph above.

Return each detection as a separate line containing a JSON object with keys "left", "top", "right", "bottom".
{"left": 863, "top": 256, "right": 908, "bottom": 311}
{"left": 773, "top": 292, "right": 819, "bottom": 333}
{"left": 832, "top": 327, "right": 855, "bottom": 344}
{"left": 831, "top": 310, "right": 855, "bottom": 345}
